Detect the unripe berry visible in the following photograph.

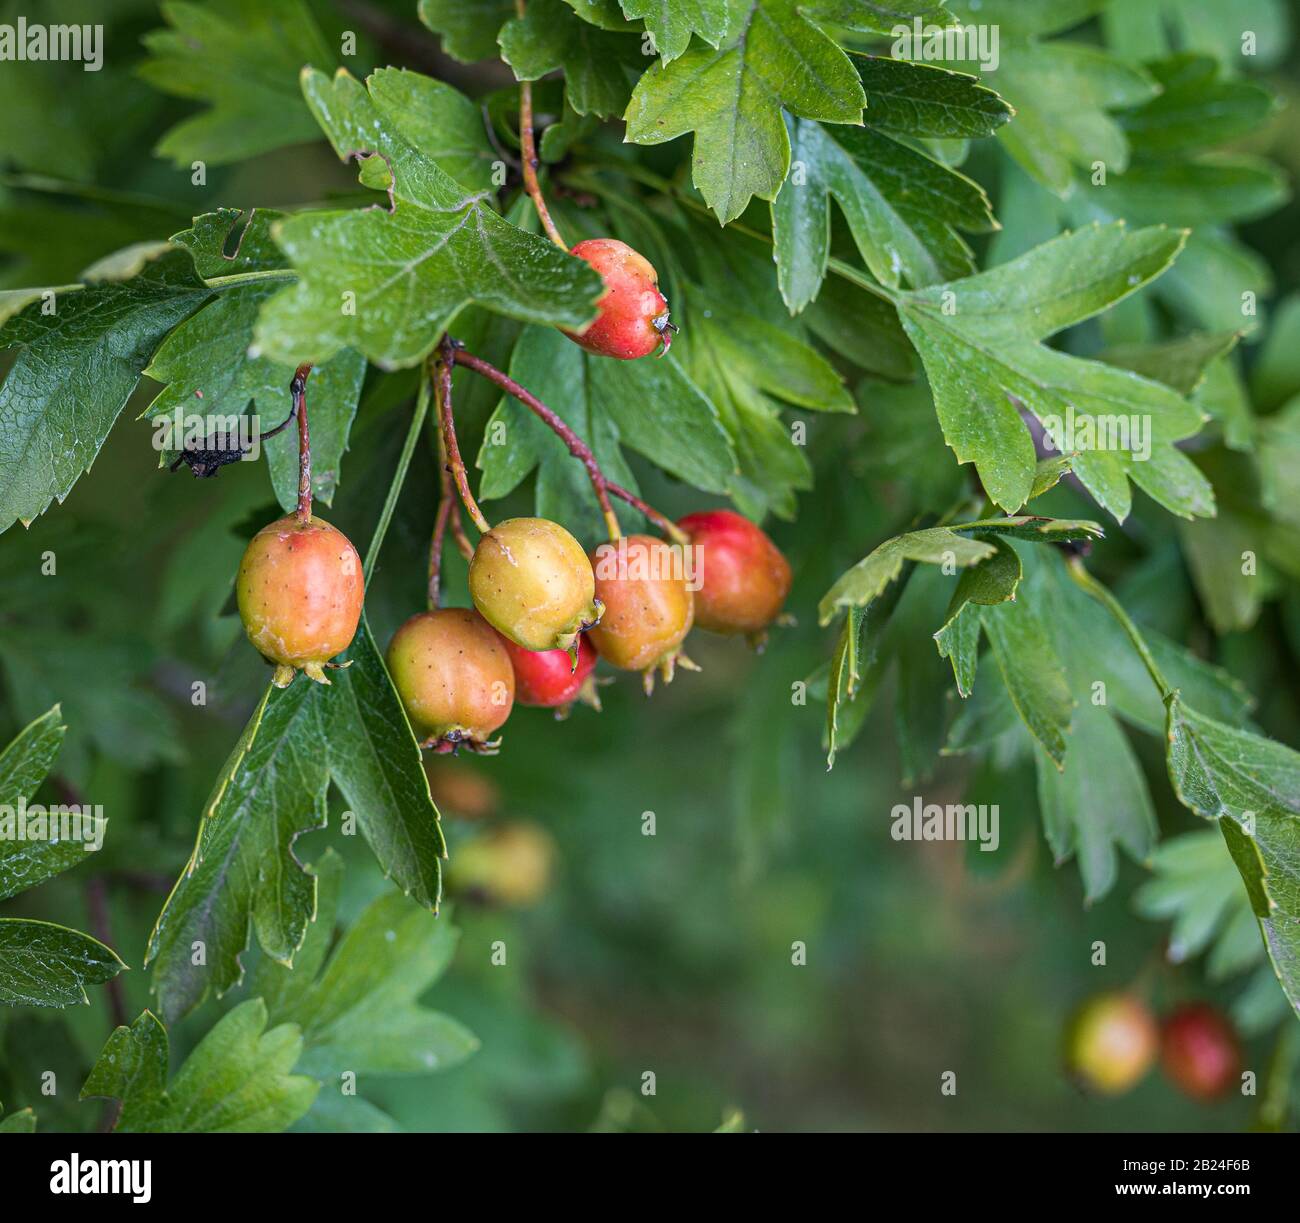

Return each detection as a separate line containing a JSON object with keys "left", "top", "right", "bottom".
{"left": 468, "top": 517, "right": 602, "bottom": 654}
{"left": 564, "top": 238, "right": 674, "bottom": 359}
{"left": 1160, "top": 1003, "right": 1240, "bottom": 1101}
{"left": 677, "top": 509, "right": 792, "bottom": 642}
{"left": 386, "top": 608, "right": 515, "bottom": 754}
{"left": 236, "top": 514, "right": 363, "bottom": 687}
{"left": 448, "top": 821, "right": 555, "bottom": 907}
{"left": 588, "top": 535, "right": 695, "bottom": 693}
{"left": 1063, "top": 992, "right": 1157, "bottom": 1095}
{"left": 499, "top": 633, "right": 599, "bottom": 713}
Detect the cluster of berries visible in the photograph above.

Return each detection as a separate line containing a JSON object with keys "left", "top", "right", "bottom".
{"left": 1065, "top": 993, "right": 1243, "bottom": 1101}
{"left": 235, "top": 508, "right": 789, "bottom": 753}
{"left": 231, "top": 240, "right": 792, "bottom": 754}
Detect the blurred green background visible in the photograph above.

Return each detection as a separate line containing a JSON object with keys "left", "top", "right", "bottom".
{"left": 1, "top": 0, "right": 1298, "bottom": 1132}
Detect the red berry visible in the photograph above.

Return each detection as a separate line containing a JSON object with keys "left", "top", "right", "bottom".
{"left": 588, "top": 535, "right": 695, "bottom": 693}
{"left": 1063, "top": 992, "right": 1158, "bottom": 1095}
{"left": 468, "top": 517, "right": 602, "bottom": 653}
{"left": 236, "top": 514, "right": 363, "bottom": 687}
{"left": 386, "top": 608, "right": 515, "bottom": 754}
{"left": 678, "top": 509, "right": 792, "bottom": 641}
{"left": 564, "top": 238, "right": 673, "bottom": 360}
{"left": 499, "top": 633, "right": 598, "bottom": 710}
{"left": 1160, "top": 1004, "right": 1240, "bottom": 1101}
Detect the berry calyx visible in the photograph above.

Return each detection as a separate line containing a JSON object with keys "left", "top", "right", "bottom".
{"left": 386, "top": 608, "right": 515, "bottom": 754}
{"left": 677, "top": 509, "right": 792, "bottom": 644}
{"left": 468, "top": 517, "right": 602, "bottom": 655}
{"left": 588, "top": 535, "right": 696, "bottom": 694}
{"left": 1063, "top": 992, "right": 1158, "bottom": 1095}
{"left": 564, "top": 238, "right": 674, "bottom": 360}
{"left": 236, "top": 514, "right": 363, "bottom": 687}
{"left": 499, "top": 633, "right": 600, "bottom": 715}
{"left": 1160, "top": 1003, "right": 1240, "bottom": 1101}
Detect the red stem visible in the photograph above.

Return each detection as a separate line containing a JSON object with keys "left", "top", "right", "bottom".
{"left": 451, "top": 345, "right": 625, "bottom": 541}
{"left": 292, "top": 364, "right": 313, "bottom": 524}
{"left": 515, "top": 1, "right": 566, "bottom": 250}
{"left": 435, "top": 339, "right": 490, "bottom": 534}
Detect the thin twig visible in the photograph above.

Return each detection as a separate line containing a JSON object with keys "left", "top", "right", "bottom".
{"left": 451, "top": 345, "right": 624, "bottom": 541}
{"left": 516, "top": 1, "right": 566, "bottom": 249}
{"left": 292, "top": 364, "right": 313, "bottom": 524}
{"left": 435, "top": 338, "right": 491, "bottom": 534}
{"left": 428, "top": 365, "right": 457, "bottom": 608}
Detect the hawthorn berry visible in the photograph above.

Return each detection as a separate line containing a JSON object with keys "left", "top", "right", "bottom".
{"left": 236, "top": 514, "right": 364, "bottom": 687}
{"left": 448, "top": 821, "right": 556, "bottom": 907}
{"left": 1063, "top": 992, "right": 1158, "bottom": 1095}
{"left": 468, "top": 517, "right": 602, "bottom": 655}
{"left": 677, "top": 509, "right": 792, "bottom": 643}
{"left": 499, "top": 633, "right": 599, "bottom": 714}
{"left": 1159, "top": 1003, "right": 1240, "bottom": 1101}
{"left": 564, "top": 238, "right": 674, "bottom": 359}
{"left": 587, "top": 534, "right": 695, "bottom": 693}
{"left": 386, "top": 608, "right": 515, "bottom": 754}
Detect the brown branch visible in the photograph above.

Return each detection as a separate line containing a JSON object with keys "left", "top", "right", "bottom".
{"left": 435, "top": 339, "right": 491, "bottom": 535}
{"left": 292, "top": 364, "right": 314, "bottom": 524}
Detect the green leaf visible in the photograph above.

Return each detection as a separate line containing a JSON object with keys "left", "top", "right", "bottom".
{"left": 819, "top": 526, "right": 995, "bottom": 625}
{"left": 982, "top": 591, "right": 1073, "bottom": 766}
{"left": 620, "top": 0, "right": 738, "bottom": 62}
{"left": 677, "top": 296, "right": 848, "bottom": 516}
{"left": 139, "top": 0, "right": 334, "bottom": 167}
{"left": 979, "top": 42, "right": 1157, "bottom": 196}
{"left": 1035, "top": 700, "right": 1156, "bottom": 902}
{"left": 0, "top": 909, "right": 122, "bottom": 1008}
{"left": 1119, "top": 55, "right": 1276, "bottom": 157}
{"left": 82, "top": 1002, "right": 317, "bottom": 1133}
{"left": 933, "top": 537, "right": 1021, "bottom": 697}
{"left": 624, "top": 0, "right": 866, "bottom": 223}
{"left": 896, "top": 223, "right": 1212, "bottom": 519}
{"left": 774, "top": 115, "right": 994, "bottom": 307}
{"left": 1164, "top": 696, "right": 1300, "bottom": 1018}
{"left": 418, "top": 0, "right": 515, "bottom": 62}
{"left": 953, "top": 515, "right": 1103, "bottom": 544}
{"left": 146, "top": 621, "right": 446, "bottom": 1023}
{"left": 1135, "top": 830, "right": 1264, "bottom": 978}
{"left": 365, "top": 69, "right": 502, "bottom": 194}
{"left": 501, "top": 0, "right": 646, "bottom": 117}
{"left": 0, "top": 919, "right": 126, "bottom": 1009}
{"left": 855, "top": 55, "right": 1013, "bottom": 139}
{"left": 143, "top": 217, "right": 366, "bottom": 512}
{"left": 0, "top": 247, "right": 212, "bottom": 534}
{"left": 253, "top": 68, "right": 604, "bottom": 369}
{"left": 826, "top": 607, "right": 865, "bottom": 769}
{"left": 261, "top": 886, "right": 478, "bottom": 1078}
{"left": 0, "top": 1099, "right": 35, "bottom": 1133}
{"left": 0, "top": 713, "right": 105, "bottom": 901}
{"left": 1100, "top": 331, "right": 1241, "bottom": 398}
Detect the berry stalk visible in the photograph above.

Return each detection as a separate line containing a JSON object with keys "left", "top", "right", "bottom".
{"left": 292, "top": 363, "right": 313, "bottom": 525}
{"left": 434, "top": 337, "right": 491, "bottom": 535}
{"left": 450, "top": 345, "right": 627, "bottom": 542}
{"left": 515, "top": 1, "right": 566, "bottom": 251}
